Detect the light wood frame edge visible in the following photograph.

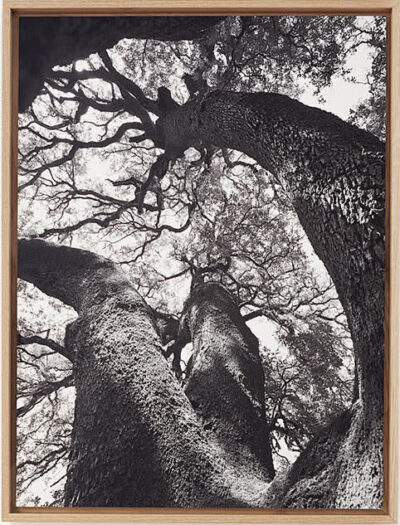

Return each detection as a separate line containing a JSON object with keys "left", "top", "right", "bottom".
{"left": 386, "top": 0, "right": 400, "bottom": 523}
{"left": 2, "top": 0, "right": 399, "bottom": 522}
{"left": 2, "top": 1, "right": 18, "bottom": 523}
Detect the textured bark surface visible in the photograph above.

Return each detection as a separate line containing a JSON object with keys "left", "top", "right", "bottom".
{"left": 18, "top": 239, "right": 273, "bottom": 508}
{"left": 19, "top": 17, "right": 225, "bottom": 111}
{"left": 160, "top": 91, "right": 385, "bottom": 508}
{"left": 269, "top": 408, "right": 353, "bottom": 508}
{"left": 183, "top": 283, "right": 275, "bottom": 480}
{"left": 269, "top": 401, "right": 383, "bottom": 509}
{"left": 17, "top": 90, "right": 385, "bottom": 508}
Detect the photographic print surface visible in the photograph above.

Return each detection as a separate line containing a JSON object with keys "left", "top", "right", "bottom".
{"left": 16, "top": 15, "right": 386, "bottom": 509}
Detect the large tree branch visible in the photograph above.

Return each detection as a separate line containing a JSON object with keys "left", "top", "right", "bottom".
{"left": 17, "top": 332, "right": 73, "bottom": 362}
{"left": 148, "top": 91, "right": 385, "bottom": 507}
{"left": 162, "top": 90, "right": 385, "bottom": 407}
{"left": 99, "top": 50, "right": 160, "bottom": 116}
{"left": 19, "top": 16, "right": 226, "bottom": 111}
{"left": 18, "top": 238, "right": 272, "bottom": 507}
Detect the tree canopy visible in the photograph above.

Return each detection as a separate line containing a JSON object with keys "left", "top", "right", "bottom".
{"left": 17, "top": 15, "right": 385, "bottom": 506}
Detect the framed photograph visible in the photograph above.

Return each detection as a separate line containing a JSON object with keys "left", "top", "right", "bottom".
{"left": 2, "top": 1, "right": 399, "bottom": 522}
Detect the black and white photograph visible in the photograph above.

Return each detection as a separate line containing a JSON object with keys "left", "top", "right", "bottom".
{"left": 16, "top": 15, "right": 386, "bottom": 509}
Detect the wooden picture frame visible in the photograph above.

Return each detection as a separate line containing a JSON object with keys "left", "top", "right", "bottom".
{"left": 2, "top": 1, "right": 399, "bottom": 522}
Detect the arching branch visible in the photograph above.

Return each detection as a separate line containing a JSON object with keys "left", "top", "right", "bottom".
{"left": 19, "top": 122, "right": 149, "bottom": 191}
{"left": 18, "top": 332, "right": 74, "bottom": 362}
{"left": 17, "top": 374, "right": 74, "bottom": 418}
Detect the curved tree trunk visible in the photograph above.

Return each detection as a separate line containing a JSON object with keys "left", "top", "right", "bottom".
{"left": 159, "top": 91, "right": 385, "bottom": 508}
{"left": 182, "top": 282, "right": 275, "bottom": 481}
{"left": 17, "top": 90, "right": 385, "bottom": 508}
{"left": 18, "top": 239, "right": 272, "bottom": 508}
{"left": 19, "top": 17, "right": 225, "bottom": 111}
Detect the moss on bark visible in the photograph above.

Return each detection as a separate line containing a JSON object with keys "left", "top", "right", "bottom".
{"left": 183, "top": 282, "right": 275, "bottom": 480}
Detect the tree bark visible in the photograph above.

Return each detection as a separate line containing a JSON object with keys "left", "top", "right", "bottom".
{"left": 17, "top": 90, "right": 385, "bottom": 508}
{"left": 18, "top": 239, "right": 272, "bottom": 508}
{"left": 160, "top": 91, "right": 385, "bottom": 508}
{"left": 182, "top": 282, "right": 275, "bottom": 480}
{"left": 19, "top": 17, "right": 225, "bottom": 111}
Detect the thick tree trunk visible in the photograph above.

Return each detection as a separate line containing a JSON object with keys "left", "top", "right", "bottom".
{"left": 182, "top": 282, "right": 275, "bottom": 480}
{"left": 161, "top": 91, "right": 385, "bottom": 508}
{"left": 17, "top": 91, "right": 385, "bottom": 508}
{"left": 19, "top": 17, "right": 225, "bottom": 111}
{"left": 18, "top": 239, "right": 272, "bottom": 508}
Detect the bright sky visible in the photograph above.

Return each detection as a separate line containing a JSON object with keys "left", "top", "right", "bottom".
{"left": 300, "top": 43, "right": 371, "bottom": 119}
